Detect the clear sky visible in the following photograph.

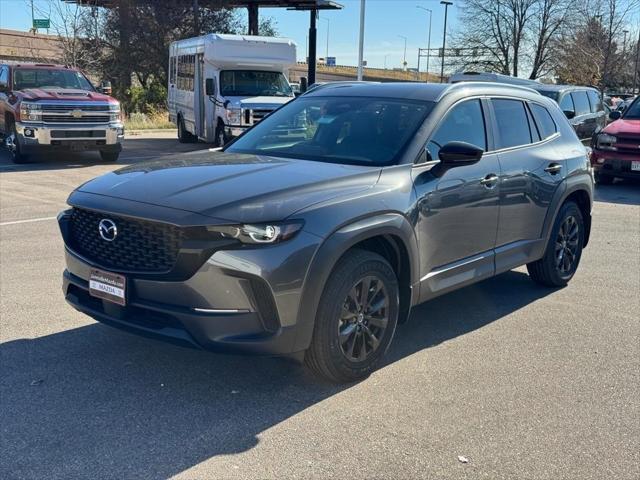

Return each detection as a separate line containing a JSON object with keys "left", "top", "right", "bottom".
{"left": 0, "top": 0, "right": 461, "bottom": 72}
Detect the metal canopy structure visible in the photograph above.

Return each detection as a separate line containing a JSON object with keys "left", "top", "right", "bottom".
{"left": 64, "top": 0, "right": 343, "bottom": 84}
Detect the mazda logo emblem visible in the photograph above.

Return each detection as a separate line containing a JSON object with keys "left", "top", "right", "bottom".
{"left": 98, "top": 218, "right": 118, "bottom": 242}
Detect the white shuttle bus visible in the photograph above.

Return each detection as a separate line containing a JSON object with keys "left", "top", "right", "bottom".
{"left": 168, "top": 34, "right": 297, "bottom": 146}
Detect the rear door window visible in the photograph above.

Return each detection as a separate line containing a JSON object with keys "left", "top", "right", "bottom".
{"left": 587, "top": 90, "right": 603, "bottom": 112}
{"left": 426, "top": 99, "right": 487, "bottom": 160}
{"left": 559, "top": 94, "right": 574, "bottom": 113}
{"left": 492, "top": 99, "right": 532, "bottom": 149}
{"left": 571, "top": 91, "right": 591, "bottom": 116}
{"left": 529, "top": 103, "right": 557, "bottom": 139}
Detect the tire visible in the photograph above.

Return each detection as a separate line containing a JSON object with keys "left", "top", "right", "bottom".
{"left": 214, "top": 122, "right": 226, "bottom": 147}
{"left": 304, "top": 250, "right": 399, "bottom": 383}
{"left": 594, "top": 171, "right": 614, "bottom": 185}
{"left": 100, "top": 151, "right": 120, "bottom": 162}
{"left": 7, "top": 123, "right": 30, "bottom": 164}
{"left": 527, "top": 201, "right": 584, "bottom": 287}
{"left": 177, "top": 116, "right": 195, "bottom": 143}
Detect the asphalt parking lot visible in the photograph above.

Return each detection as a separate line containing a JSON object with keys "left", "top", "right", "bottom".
{"left": 1, "top": 132, "right": 639, "bottom": 480}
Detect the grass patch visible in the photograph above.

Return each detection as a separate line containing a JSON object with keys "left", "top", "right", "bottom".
{"left": 124, "top": 111, "right": 175, "bottom": 130}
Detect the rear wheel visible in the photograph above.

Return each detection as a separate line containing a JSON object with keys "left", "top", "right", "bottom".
{"left": 304, "top": 250, "right": 399, "bottom": 383}
{"left": 7, "top": 123, "right": 30, "bottom": 164}
{"left": 527, "top": 201, "right": 584, "bottom": 287}
{"left": 177, "top": 116, "right": 196, "bottom": 143}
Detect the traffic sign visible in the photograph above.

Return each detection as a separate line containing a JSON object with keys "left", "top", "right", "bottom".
{"left": 33, "top": 19, "right": 50, "bottom": 29}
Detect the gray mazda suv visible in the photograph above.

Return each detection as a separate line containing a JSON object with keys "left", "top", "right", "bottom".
{"left": 59, "top": 82, "right": 593, "bottom": 382}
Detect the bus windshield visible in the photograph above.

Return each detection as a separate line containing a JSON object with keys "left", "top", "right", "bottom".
{"left": 220, "top": 70, "right": 292, "bottom": 97}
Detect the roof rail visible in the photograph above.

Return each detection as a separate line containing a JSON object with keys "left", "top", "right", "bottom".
{"left": 438, "top": 81, "right": 542, "bottom": 100}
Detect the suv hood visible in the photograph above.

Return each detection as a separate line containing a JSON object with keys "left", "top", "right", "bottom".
{"left": 20, "top": 88, "right": 114, "bottom": 102}
{"left": 603, "top": 118, "right": 640, "bottom": 135}
{"left": 75, "top": 151, "right": 380, "bottom": 224}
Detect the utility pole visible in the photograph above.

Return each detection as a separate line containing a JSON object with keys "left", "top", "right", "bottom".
{"left": 31, "top": 0, "right": 35, "bottom": 33}
{"left": 357, "top": 0, "right": 366, "bottom": 80}
{"left": 440, "top": 1, "right": 453, "bottom": 83}
{"left": 398, "top": 35, "right": 407, "bottom": 70}
{"left": 417, "top": 6, "right": 433, "bottom": 82}
{"left": 384, "top": 54, "right": 390, "bottom": 70}
{"left": 193, "top": 0, "right": 199, "bottom": 37}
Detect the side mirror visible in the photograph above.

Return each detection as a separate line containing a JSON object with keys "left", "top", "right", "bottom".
{"left": 608, "top": 110, "right": 621, "bottom": 121}
{"left": 100, "top": 80, "right": 112, "bottom": 95}
{"left": 438, "top": 141, "right": 484, "bottom": 165}
{"left": 223, "top": 99, "right": 230, "bottom": 109}
{"left": 563, "top": 110, "right": 576, "bottom": 120}
{"left": 205, "top": 78, "right": 216, "bottom": 96}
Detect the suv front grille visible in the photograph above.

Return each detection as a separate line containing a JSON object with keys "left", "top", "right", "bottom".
{"left": 252, "top": 109, "right": 273, "bottom": 123}
{"left": 69, "top": 208, "right": 183, "bottom": 273}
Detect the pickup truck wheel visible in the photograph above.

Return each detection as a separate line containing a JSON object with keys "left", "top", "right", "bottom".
{"left": 100, "top": 151, "right": 120, "bottom": 162}
{"left": 7, "top": 124, "right": 30, "bottom": 164}
{"left": 594, "top": 171, "right": 613, "bottom": 185}
{"left": 304, "top": 250, "right": 399, "bottom": 383}
{"left": 527, "top": 201, "right": 584, "bottom": 287}
{"left": 177, "top": 117, "right": 196, "bottom": 143}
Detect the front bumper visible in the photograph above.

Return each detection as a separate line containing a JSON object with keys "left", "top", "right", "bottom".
{"left": 591, "top": 150, "right": 640, "bottom": 179}
{"left": 59, "top": 210, "right": 322, "bottom": 355}
{"left": 16, "top": 121, "right": 124, "bottom": 153}
{"left": 225, "top": 125, "right": 248, "bottom": 138}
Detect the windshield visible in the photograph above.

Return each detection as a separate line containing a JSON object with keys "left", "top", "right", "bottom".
{"left": 538, "top": 90, "right": 560, "bottom": 102}
{"left": 622, "top": 97, "right": 640, "bottom": 119}
{"left": 13, "top": 68, "right": 94, "bottom": 91}
{"left": 220, "top": 70, "right": 292, "bottom": 97}
{"left": 226, "top": 96, "right": 434, "bottom": 166}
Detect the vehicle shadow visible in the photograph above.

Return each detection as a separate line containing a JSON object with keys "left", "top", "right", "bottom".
{"left": 0, "top": 271, "right": 553, "bottom": 479}
{"left": 594, "top": 179, "right": 640, "bottom": 206}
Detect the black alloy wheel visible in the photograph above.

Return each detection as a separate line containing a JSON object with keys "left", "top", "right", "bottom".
{"left": 338, "top": 275, "right": 389, "bottom": 362}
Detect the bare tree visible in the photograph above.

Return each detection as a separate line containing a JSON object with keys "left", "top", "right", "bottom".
{"left": 33, "top": 0, "right": 97, "bottom": 71}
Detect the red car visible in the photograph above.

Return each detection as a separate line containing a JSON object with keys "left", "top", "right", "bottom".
{"left": 591, "top": 96, "right": 640, "bottom": 184}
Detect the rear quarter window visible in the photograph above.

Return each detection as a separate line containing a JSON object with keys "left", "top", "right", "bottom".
{"left": 587, "top": 90, "right": 603, "bottom": 112}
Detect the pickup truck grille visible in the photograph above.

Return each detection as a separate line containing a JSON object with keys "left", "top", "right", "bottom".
{"left": 69, "top": 208, "right": 184, "bottom": 273}
{"left": 615, "top": 134, "right": 640, "bottom": 155}
{"left": 40, "top": 104, "right": 112, "bottom": 124}
{"left": 252, "top": 109, "right": 273, "bottom": 123}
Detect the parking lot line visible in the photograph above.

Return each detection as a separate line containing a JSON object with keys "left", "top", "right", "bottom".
{"left": 0, "top": 216, "right": 57, "bottom": 226}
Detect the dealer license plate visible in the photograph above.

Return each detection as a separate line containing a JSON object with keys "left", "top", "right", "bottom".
{"left": 631, "top": 161, "right": 640, "bottom": 172}
{"left": 89, "top": 268, "right": 126, "bottom": 306}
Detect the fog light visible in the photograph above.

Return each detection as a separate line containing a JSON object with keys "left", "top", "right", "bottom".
{"left": 597, "top": 158, "right": 605, "bottom": 164}
{"left": 24, "top": 128, "right": 34, "bottom": 138}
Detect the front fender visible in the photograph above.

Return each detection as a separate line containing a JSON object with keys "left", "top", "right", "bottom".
{"left": 291, "top": 213, "right": 419, "bottom": 352}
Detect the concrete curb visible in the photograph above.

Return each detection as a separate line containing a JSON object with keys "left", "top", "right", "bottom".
{"left": 126, "top": 128, "right": 177, "bottom": 135}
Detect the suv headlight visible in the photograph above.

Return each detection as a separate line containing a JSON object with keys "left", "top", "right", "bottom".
{"left": 108, "top": 103, "right": 121, "bottom": 122}
{"left": 596, "top": 133, "right": 617, "bottom": 151}
{"left": 207, "top": 221, "right": 303, "bottom": 245}
{"left": 226, "top": 107, "right": 242, "bottom": 125}
{"left": 19, "top": 102, "right": 42, "bottom": 122}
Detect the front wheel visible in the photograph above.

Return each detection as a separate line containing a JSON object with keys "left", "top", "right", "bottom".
{"left": 214, "top": 123, "right": 226, "bottom": 147}
{"left": 7, "top": 123, "right": 30, "bottom": 164}
{"left": 177, "top": 117, "right": 196, "bottom": 143}
{"left": 527, "top": 201, "right": 584, "bottom": 287}
{"left": 100, "top": 151, "right": 120, "bottom": 162}
{"left": 304, "top": 250, "right": 399, "bottom": 383}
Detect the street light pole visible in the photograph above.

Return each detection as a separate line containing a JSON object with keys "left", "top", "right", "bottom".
{"left": 357, "top": 0, "right": 366, "bottom": 80}
{"left": 384, "top": 54, "right": 390, "bottom": 70}
{"left": 634, "top": 29, "right": 640, "bottom": 94}
{"left": 440, "top": 1, "right": 453, "bottom": 83}
{"left": 321, "top": 17, "right": 330, "bottom": 62}
{"left": 417, "top": 6, "right": 433, "bottom": 82}
{"left": 398, "top": 35, "right": 408, "bottom": 70}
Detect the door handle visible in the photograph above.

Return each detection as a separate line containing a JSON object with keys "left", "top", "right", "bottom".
{"left": 480, "top": 174, "right": 499, "bottom": 188}
{"left": 545, "top": 163, "right": 563, "bottom": 174}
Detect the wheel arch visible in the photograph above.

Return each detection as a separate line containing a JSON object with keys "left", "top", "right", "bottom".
{"left": 292, "top": 213, "right": 420, "bottom": 352}
{"left": 542, "top": 177, "right": 593, "bottom": 249}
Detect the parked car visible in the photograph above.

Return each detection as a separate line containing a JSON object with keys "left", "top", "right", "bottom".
{"left": 591, "top": 95, "right": 640, "bottom": 184}
{"left": 58, "top": 82, "right": 593, "bottom": 383}
{"left": 0, "top": 63, "right": 124, "bottom": 164}
{"left": 530, "top": 85, "right": 606, "bottom": 141}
